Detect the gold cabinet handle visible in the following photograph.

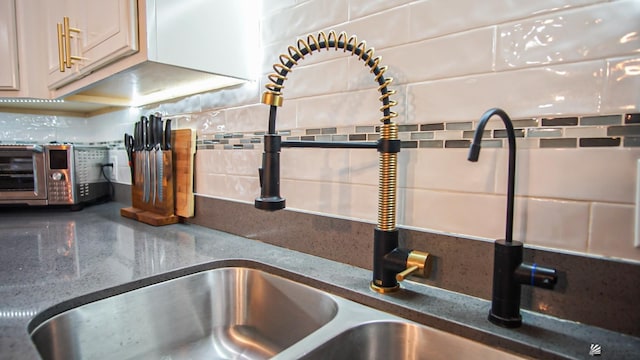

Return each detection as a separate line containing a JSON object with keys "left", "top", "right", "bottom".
{"left": 63, "top": 16, "right": 81, "bottom": 68}
{"left": 56, "top": 23, "right": 65, "bottom": 72}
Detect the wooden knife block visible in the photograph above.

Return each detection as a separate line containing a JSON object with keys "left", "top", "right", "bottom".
{"left": 121, "top": 129, "right": 196, "bottom": 226}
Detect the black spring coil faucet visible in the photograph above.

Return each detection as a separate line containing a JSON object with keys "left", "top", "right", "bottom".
{"left": 468, "top": 108, "right": 559, "bottom": 328}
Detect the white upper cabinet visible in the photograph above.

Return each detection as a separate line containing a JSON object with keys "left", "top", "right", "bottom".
{"left": 2, "top": 0, "right": 258, "bottom": 111}
{"left": 0, "top": 0, "right": 20, "bottom": 91}
{"left": 58, "top": 0, "right": 259, "bottom": 107}
{"left": 45, "top": 0, "right": 137, "bottom": 89}
{"left": 0, "top": 0, "right": 49, "bottom": 99}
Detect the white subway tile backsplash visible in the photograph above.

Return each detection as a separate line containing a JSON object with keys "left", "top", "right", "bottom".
{"left": 281, "top": 148, "right": 350, "bottom": 182}
{"left": 296, "top": 89, "right": 381, "bottom": 129}
{"left": 341, "top": 5, "right": 410, "bottom": 51}
{"left": 195, "top": 171, "right": 260, "bottom": 203}
{"left": 261, "top": 0, "right": 299, "bottom": 16}
{"left": 515, "top": 138, "right": 540, "bottom": 149}
{"left": 407, "top": 60, "right": 605, "bottom": 124}
{"left": 402, "top": 188, "right": 506, "bottom": 239}
{"left": 274, "top": 101, "right": 298, "bottom": 131}
{"left": 496, "top": 0, "right": 640, "bottom": 70}
{"left": 340, "top": 182, "right": 379, "bottom": 222}
{"left": 589, "top": 203, "right": 639, "bottom": 261}
{"left": 285, "top": 58, "right": 350, "bottom": 99}
{"left": 281, "top": 179, "right": 358, "bottom": 216}
{"left": 116, "top": 165, "right": 131, "bottom": 185}
{"left": 402, "top": 148, "right": 498, "bottom": 194}
{"left": 226, "top": 175, "right": 261, "bottom": 203}
{"left": 195, "top": 150, "right": 227, "bottom": 175}
{"left": 348, "top": 148, "right": 378, "bottom": 186}
{"left": 224, "top": 149, "right": 262, "bottom": 176}
{"left": 194, "top": 172, "right": 224, "bottom": 196}
{"left": 200, "top": 81, "right": 260, "bottom": 111}
{"left": 495, "top": 148, "right": 640, "bottom": 204}
{"left": 603, "top": 56, "right": 640, "bottom": 114}
{"left": 184, "top": 111, "right": 226, "bottom": 136}
{"left": 513, "top": 197, "right": 590, "bottom": 251}
{"left": 364, "top": 27, "right": 495, "bottom": 87}
{"left": 408, "top": 0, "right": 605, "bottom": 42}
{"left": 349, "top": 0, "right": 414, "bottom": 19}
{"left": 261, "top": 0, "right": 349, "bottom": 47}
{"left": 157, "top": 94, "right": 202, "bottom": 115}
{"left": 223, "top": 104, "right": 270, "bottom": 133}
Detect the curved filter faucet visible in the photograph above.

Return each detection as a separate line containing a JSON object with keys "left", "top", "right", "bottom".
{"left": 468, "top": 108, "right": 558, "bottom": 328}
{"left": 468, "top": 108, "right": 516, "bottom": 243}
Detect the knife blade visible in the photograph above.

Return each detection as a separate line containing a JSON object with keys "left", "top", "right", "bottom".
{"left": 156, "top": 116, "right": 164, "bottom": 202}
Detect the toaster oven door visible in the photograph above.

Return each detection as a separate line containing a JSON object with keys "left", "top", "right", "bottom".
{"left": 0, "top": 145, "right": 47, "bottom": 205}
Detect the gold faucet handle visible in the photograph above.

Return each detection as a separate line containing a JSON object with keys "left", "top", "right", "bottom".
{"left": 396, "top": 251, "right": 431, "bottom": 282}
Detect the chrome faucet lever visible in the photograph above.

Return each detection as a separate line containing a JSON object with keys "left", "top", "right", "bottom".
{"left": 468, "top": 108, "right": 558, "bottom": 328}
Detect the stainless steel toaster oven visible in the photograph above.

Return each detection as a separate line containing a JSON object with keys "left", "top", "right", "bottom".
{"left": 0, "top": 144, "right": 110, "bottom": 206}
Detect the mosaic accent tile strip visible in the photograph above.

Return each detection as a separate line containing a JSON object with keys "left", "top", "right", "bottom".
{"left": 542, "top": 117, "right": 578, "bottom": 126}
{"left": 192, "top": 113, "right": 639, "bottom": 150}
{"left": 625, "top": 114, "right": 640, "bottom": 124}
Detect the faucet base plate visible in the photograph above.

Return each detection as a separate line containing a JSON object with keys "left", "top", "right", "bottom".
{"left": 370, "top": 281, "right": 400, "bottom": 294}
{"left": 488, "top": 311, "right": 522, "bottom": 328}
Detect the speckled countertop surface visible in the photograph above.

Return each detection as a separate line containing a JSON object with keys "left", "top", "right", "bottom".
{"left": 1, "top": 202, "right": 638, "bottom": 359}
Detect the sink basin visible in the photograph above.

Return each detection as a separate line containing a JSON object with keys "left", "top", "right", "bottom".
{"left": 297, "top": 321, "right": 523, "bottom": 360}
{"left": 30, "top": 267, "right": 338, "bottom": 360}
{"left": 31, "top": 263, "right": 527, "bottom": 360}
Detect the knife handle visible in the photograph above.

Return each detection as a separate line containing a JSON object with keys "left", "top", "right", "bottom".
{"left": 133, "top": 122, "right": 139, "bottom": 150}
{"left": 155, "top": 116, "right": 163, "bottom": 148}
{"left": 164, "top": 119, "right": 172, "bottom": 150}
{"left": 150, "top": 116, "right": 157, "bottom": 147}
{"left": 124, "top": 133, "right": 133, "bottom": 162}
{"left": 138, "top": 121, "right": 144, "bottom": 150}
{"left": 142, "top": 116, "right": 149, "bottom": 150}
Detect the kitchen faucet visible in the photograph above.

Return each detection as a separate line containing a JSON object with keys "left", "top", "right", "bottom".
{"left": 255, "top": 31, "right": 431, "bottom": 293}
{"left": 468, "top": 108, "right": 558, "bottom": 328}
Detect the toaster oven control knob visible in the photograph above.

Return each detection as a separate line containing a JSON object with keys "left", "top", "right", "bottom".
{"left": 51, "top": 172, "right": 64, "bottom": 181}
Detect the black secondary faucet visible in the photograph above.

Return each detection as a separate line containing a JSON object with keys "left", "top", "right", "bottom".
{"left": 255, "top": 31, "right": 431, "bottom": 293}
{"left": 468, "top": 108, "right": 558, "bottom": 328}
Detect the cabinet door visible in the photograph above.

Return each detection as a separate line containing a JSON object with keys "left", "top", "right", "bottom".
{"left": 75, "top": 0, "right": 138, "bottom": 76}
{"left": 0, "top": 0, "right": 20, "bottom": 90}
{"left": 44, "top": 0, "right": 79, "bottom": 89}
{"left": 46, "top": 0, "right": 138, "bottom": 90}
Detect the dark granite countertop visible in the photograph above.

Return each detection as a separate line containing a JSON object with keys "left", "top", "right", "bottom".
{"left": 1, "top": 202, "right": 638, "bottom": 359}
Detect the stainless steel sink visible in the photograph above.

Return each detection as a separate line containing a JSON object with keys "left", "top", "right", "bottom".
{"left": 30, "top": 264, "right": 526, "bottom": 360}
{"left": 30, "top": 267, "right": 338, "bottom": 360}
{"left": 296, "top": 321, "right": 523, "bottom": 360}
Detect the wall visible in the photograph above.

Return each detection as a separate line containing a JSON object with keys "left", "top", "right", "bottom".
{"left": 0, "top": 108, "right": 135, "bottom": 144}
{"left": 3, "top": 0, "right": 640, "bottom": 263}
{"left": 156, "top": 0, "right": 640, "bottom": 263}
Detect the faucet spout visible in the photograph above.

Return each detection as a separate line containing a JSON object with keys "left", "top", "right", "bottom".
{"left": 468, "top": 108, "right": 516, "bottom": 243}
{"left": 468, "top": 108, "right": 558, "bottom": 328}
